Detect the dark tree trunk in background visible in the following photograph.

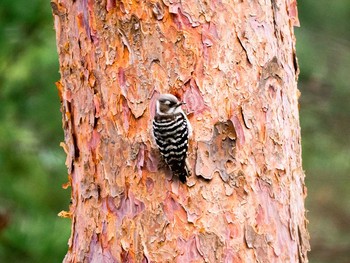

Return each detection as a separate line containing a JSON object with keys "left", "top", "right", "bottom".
{"left": 52, "top": 0, "right": 309, "bottom": 262}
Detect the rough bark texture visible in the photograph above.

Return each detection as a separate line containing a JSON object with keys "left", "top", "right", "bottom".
{"left": 52, "top": 0, "right": 309, "bottom": 262}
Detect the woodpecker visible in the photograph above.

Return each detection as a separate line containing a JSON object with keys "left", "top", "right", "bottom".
{"left": 152, "top": 94, "right": 192, "bottom": 183}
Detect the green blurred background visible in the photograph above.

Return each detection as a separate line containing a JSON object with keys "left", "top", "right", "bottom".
{"left": 0, "top": 0, "right": 349, "bottom": 262}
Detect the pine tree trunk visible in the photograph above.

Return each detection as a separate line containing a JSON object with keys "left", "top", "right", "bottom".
{"left": 52, "top": 0, "right": 309, "bottom": 262}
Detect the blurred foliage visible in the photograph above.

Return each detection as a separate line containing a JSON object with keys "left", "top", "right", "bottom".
{"left": 0, "top": 0, "right": 349, "bottom": 262}
{"left": 296, "top": 1, "right": 350, "bottom": 262}
{"left": 0, "top": 0, "right": 70, "bottom": 262}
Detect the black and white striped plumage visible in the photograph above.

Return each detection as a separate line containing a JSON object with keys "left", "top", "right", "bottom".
{"left": 152, "top": 94, "right": 192, "bottom": 183}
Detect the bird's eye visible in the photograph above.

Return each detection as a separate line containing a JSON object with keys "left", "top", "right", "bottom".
{"left": 164, "top": 100, "right": 171, "bottom": 105}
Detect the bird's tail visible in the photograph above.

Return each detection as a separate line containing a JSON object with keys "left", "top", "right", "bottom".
{"left": 173, "top": 164, "right": 190, "bottom": 183}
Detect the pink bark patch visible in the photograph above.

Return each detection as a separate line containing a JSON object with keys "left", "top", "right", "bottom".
{"left": 121, "top": 96, "right": 130, "bottom": 133}
{"left": 288, "top": 0, "right": 300, "bottom": 27}
{"left": 163, "top": 195, "right": 187, "bottom": 223}
{"left": 136, "top": 143, "right": 145, "bottom": 176}
{"left": 107, "top": 192, "right": 145, "bottom": 224}
{"left": 76, "top": 0, "right": 91, "bottom": 39}
{"left": 183, "top": 79, "right": 208, "bottom": 115}
{"left": 145, "top": 149, "right": 159, "bottom": 173}
{"left": 89, "top": 233, "right": 116, "bottom": 263}
{"left": 177, "top": 236, "right": 202, "bottom": 262}
{"left": 255, "top": 204, "right": 265, "bottom": 226}
{"left": 106, "top": 0, "right": 116, "bottom": 12}
{"left": 118, "top": 67, "right": 126, "bottom": 93}
{"left": 168, "top": 5, "right": 200, "bottom": 28}
{"left": 230, "top": 115, "right": 245, "bottom": 146}
{"left": 89, "top": 129, "right": 100, "bottom": 150}
{"left": 145, "top": 177, "right": 154, "bottom": 193}
{"left": 63, "top": 89, "right": 72, "bottom": 102}
{"left": 224, "top": 249, "right": 242, "bottom": 263}
{"left": 149, "top": 91, "right": 159, "bottom": 119}
{"left": 201, "top": 22, "right": 219, "bottom": 47}
{"left": 93, "top": 94, "right": 101, "bottom": 118}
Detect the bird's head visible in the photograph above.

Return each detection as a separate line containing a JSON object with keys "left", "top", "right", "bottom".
{"left": 156, "top": 94, "right": 185, "bottom": 115}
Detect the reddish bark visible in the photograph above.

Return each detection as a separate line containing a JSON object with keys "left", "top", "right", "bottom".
{"left": 52, "top": 0, "right": 309, "bottom": 262}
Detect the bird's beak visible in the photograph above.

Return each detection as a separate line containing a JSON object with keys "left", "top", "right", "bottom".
{"left": 176, "top": 102, "right": 186, "bottom": 108}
